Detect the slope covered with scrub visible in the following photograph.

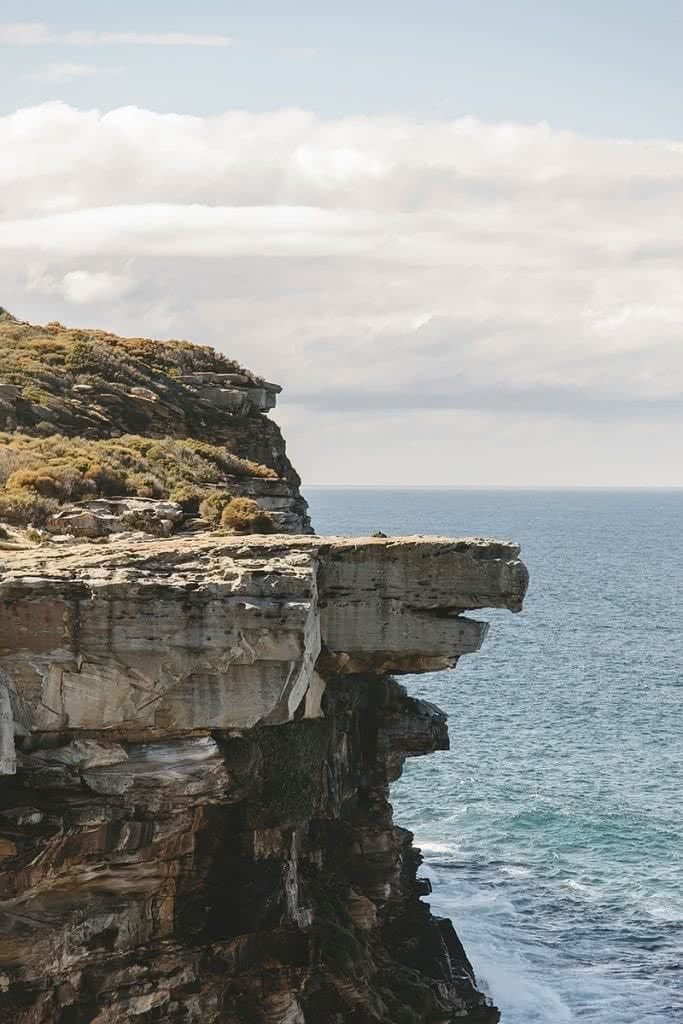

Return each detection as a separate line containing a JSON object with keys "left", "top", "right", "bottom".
{"left": 0, "top": 309, "right": 309, "bottom": 534}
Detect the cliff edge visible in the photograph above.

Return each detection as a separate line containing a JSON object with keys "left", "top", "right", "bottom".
{"left": 0, "top": 315, "right": 528, "bottom": 1024}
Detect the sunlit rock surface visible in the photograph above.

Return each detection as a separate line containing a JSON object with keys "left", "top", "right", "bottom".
{"left": 0, "top": 532, "right": 527, "bottom": 1023}
{"left": 0, "top": 313, "right": 529, "bottom": 1023}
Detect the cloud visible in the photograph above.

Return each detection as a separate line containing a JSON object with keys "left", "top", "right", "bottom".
{"left": 24, "top": 265, "right": 134, "bottom": 304}
{"left": 0, "top": 23, "right": 232, "bottom": 47}
{"left": 60, "top": 270, "right": 134, "bottom": 304}
{"left": 0, "top": 204, "right": 377, "bottom": 258}
{"left": 23, "top": 62, "right": 122, "bottom": 83}
{"left": 0, "top": 102, "right": 681, "bottom": 485}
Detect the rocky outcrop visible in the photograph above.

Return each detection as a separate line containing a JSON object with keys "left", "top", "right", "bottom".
{"left": 0, "top": 533, "right": 527, "bottom": 1023}
{"left": 46, "top": 498, "right": 186, "bottom": 538}
{"left": 0, "top": 316, "right": 312, "bottom": 535}
{"left": 0, "top": 310, "right": 529, "bottom": 1022}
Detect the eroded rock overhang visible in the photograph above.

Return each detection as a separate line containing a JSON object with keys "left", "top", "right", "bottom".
{"left": 0, "top": 534, "right": 528, "bottom": 771}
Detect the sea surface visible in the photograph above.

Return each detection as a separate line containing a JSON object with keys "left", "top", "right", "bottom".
{"left": 306, "top": 488, "right": 683, "bottom": 1024}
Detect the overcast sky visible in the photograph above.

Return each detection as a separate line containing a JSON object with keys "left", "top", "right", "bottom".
{"left": 1, "top": 2, "right": 682, "bottom": 486}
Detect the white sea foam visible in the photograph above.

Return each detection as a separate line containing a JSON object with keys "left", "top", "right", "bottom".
{"left": 414, "top": 839, "right": 460, "bottom": 856}
{"left": 640, "top": 896, "right": 683, "bottom": 923}
{"left": 563, "top": 878, "right": 601, "bottom": 899}
{"left": 473, "top": 947, "right": 575, "bottom": 1023}
{"left": 499, "top": 864, "right": 531, "bottom": 878}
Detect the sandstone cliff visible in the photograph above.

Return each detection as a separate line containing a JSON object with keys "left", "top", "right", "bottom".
{"left": 0, "top": 312, "right": 310, "bottom": 535}
{"left": 0, "top": 316, "right": 528, "bottom": 1024}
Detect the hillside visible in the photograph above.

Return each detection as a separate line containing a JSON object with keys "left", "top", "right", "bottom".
{"left": 0, "top": 310, "right": 310, "bottom": 537}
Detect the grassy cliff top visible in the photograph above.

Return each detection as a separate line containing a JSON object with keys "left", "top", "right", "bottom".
{"left": 0, "top": 308, "right": 256, "bottom": 387}
{"left": 0, "top": 311, "right": 287, "bottom": 533}
{"left": 0, "top": 309, "right": 270, "bottom": 443}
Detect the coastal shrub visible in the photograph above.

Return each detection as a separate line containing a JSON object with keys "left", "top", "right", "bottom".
{"left": 125, "top": 471, "right": 165, "bottom": 499}
{"left": 7, "top": 468, "right": 59, "bottom": 497}
{"left": 6, "top": 467, "right": 94, "bottom": 501}
{"left": 0, "top": 315, "right": 284, "bottom": 531}
{"left": 220, "top": 497, "right": 275, "bottom": 534}
{"left": 83, "top": 463, "right": 128, "bottom": 496}
{"left": 0, "top": 317, "right": 252, "bottom": 384}
{"left": 0, "top": 488, "right": 58, "bottom": 526}
{"left": 0, "top": 449, "right": 20, "bottom": 484}
{"left": 0, "top": 433, "right": 278, "bottom": 511}
{"left": 199, "top": 491, "right": 232, "bottom": 524}
{"left": 170, "top": 484, "right": 208, "bottom": 514}
{"left": 0, "top": 315, "right": 274, "bottom": 450}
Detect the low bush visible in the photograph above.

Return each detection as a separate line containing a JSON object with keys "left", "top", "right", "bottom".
{"left": 83, "top": 463, "right": 128, "bottom": 496}
{"left": 220, "top": 497, "right": 275, "bottom": 534}
{"left": 0, "top": 432, "right": 277, "bottom": 509}
{"left": 199, "top": 491, "right": 232, "bottom": 524}
{"left": 6, "top": 467, "right": 95, "bottom": 501}
{"left": 0, "top": 316, "right": 284, "bottom": 531}
{"left": 170, "top": 484, "right": 208, "bottom": 514}
{"left": 0, "top": 488, "right": 58, "bottom": 526}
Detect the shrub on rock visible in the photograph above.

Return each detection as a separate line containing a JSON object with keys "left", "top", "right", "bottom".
{"left": 0, "top": 487, "right": 58, "bottom": 526}
{"left": 220, "top": 497, "right": 274, "bottom": 534}
{"left": 199, "top": 491, "right": 232, "bottom": 524}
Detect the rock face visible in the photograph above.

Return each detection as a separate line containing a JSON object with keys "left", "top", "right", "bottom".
{"left": 0, "top": 310, "right": 529, "bottom": 1022}
{"left": 46, "top": 498, "right": 186, "bottom": 538}
{"left": 0, "top": 533, "right": 528, "bottom": 1023}
{"left": 0, "top": 316, "right": 312, "bottom": 535}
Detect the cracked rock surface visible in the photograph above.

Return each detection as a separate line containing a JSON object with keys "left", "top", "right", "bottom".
{"left": 0, "top": 532, "right": 527, "bottom": 1023}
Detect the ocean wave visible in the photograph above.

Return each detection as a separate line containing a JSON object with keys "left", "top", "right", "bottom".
{"left": 414, "top": 838, "right": 460, "bottom": 856}
{"left": 562, "top": 878, "right": 602, "bottom": 899}
{"left": 472, "top": 947, "right": 575, "bottom": 1023}
{"left": 499, "top": 863, "right": 532, "bottom": 878}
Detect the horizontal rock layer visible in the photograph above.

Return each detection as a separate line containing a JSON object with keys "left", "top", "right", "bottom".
{"left": 0, "top": 533, "right": 528, "bottom": 1023}
{"left": 0, "top": 316, "right": 312, "bottom": 535}
{"left": 0, "top": 535, "right": 527, "bottom": 745}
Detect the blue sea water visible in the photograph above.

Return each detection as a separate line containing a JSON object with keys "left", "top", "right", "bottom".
{"left": 306, "top": 488, "right": 683, "bottom": 1024}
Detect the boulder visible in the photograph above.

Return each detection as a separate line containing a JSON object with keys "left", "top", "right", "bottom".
{"left": 46, "top": 497, "right": 184, "bottom": 538}
{"left": 0, "top": 382, "right": 21, "bottom": 402}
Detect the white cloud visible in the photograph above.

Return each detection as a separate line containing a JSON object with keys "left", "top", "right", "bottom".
{"left": 60, "top": 270, "right": 134, "bottom": 304}
{"left": 0, "top": 205, "right": 378, "bottom": 258}
{"left": 0, "top": 102, "right": 681, "bottom": 485}
{"left": 24, "top": 62, "right": 122, "bottom": 83}
{"left": 0, "top": 23, "right": 232, "bottom": 47}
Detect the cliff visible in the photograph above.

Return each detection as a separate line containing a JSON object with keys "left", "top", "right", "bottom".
{"left": 0, "top": 316, "right": 528, "bottom": 1024}
{"left": 0, "top": 311, "right": 310, "bottom": 534}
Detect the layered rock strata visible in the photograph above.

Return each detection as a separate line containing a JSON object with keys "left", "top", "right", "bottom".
{"left": 0, "top": 314, "right": 311, "bottom": 535}
{"left": 0, "top": 534, "right": 527, "bottom": 1023}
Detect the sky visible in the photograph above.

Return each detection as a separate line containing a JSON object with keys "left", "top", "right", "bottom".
{"left": 1, "top": 2, "right": 682, "bottom": 486}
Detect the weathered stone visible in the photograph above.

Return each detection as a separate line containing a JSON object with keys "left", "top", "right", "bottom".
{"left": 0, "top": 383, "right": 20, "bottom": 403}
{"left": 0, "top": 535, "right": 526, "bottom": 738}
{"left": 0, "top": 685, "right": 14, "bottom": 775}
{"left": 0, "top": 527, "right": 527, "bottom": 1022}
{"left": 0, "top": 318, "right": 528, "bottom": 1022}
{"left": 176, "top": 373, "right": 279, "bottom": 414}
{"left": 128, "top": 385, "right": 158, "bottom": 402}
{"left": 46, "top": 497, "right": 185, "bottom": 538}
{"left": 0, "top": 318, "right": 312, "bottom": 535}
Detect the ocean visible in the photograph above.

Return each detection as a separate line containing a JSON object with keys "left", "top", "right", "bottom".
{"left": 306, "top": 487, "right": 683, "bottom": 1024}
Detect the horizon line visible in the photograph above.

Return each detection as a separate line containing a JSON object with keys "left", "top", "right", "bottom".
{"left": 302, "top": 484, "right": 683, "bottom": 491}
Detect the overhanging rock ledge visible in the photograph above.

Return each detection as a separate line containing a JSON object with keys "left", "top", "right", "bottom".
{"left": 0, "top": 531, "right": 527, "bottom": 1023}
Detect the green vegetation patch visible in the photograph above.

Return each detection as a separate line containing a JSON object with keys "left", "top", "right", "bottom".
{"left": 220, "top": 496, "right": 275, "bottom": 534}
{"left": 0, "top": 432, "right": 276, "bottom": 526}
{"left": 0, "top": 315, "right": 272, "bottom": 446}
{"left": 0, "top": 316, "right": 252, "bottom": 386}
